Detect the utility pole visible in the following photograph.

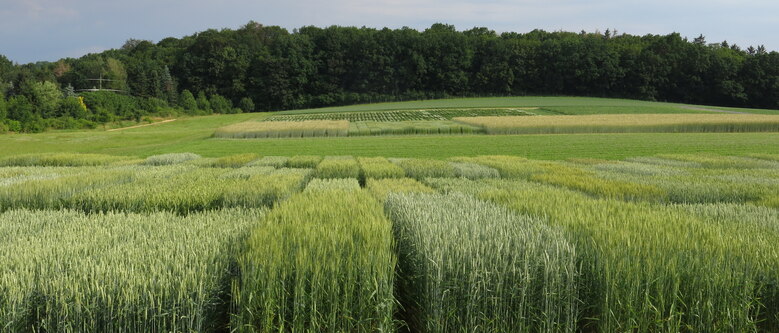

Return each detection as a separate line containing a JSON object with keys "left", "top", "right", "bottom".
{"left": 78, "top": 73, "right": 127, "bottom": 93}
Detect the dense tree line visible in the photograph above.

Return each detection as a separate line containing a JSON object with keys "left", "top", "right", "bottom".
{"left": 1, "top": 22, "right": 779, "bottom": 132}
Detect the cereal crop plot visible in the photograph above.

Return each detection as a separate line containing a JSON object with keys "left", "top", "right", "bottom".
{"left": 304, "top": 178, "right": 361, "bottom": 192}
{"left": 450, "top": 161, "right": 500, "bottom": 179}
{"left": 1, "top": 151, "right": 778, "bottom": 332}
{"left": 248, "top": 156, "right": 289, "bottom": 168}
{"left": 222, "top": 168, "right": 311, "bottom": 208}
{"left": 0, "top": 153, "right": 131, "bottom": 167}
{"left": 365, "top": 177, "right": 434, "bottom": 200}
{"left": 233, "top": 190, "right": 396, "bottom": 331}
{"left": 315, "top": 156, "right": 361, "bottom": 179}
{"left": 348, "top": 120, "right": 483, "bottom": 136}
{"left": 393, "top": 158, "right": 456, "bottom": 179}
{"left": 66, "top": 166, "right": 309, "bottom": 214}
{"left": 265, "top": 108, "right": 535, "bottom": 122}
{"left": 385, "top": 192, "right": 578, "bottom": 332}
{"left": 0, "top": 167, "right": 134, "bottom": 211}
{"left": 478, "top": 182, "right": 779, "bottom": 332}
{"left": 454, "top": 114, "right": 779, "bottom": 134}
{"left": 0, "top": 208, "right": 264, "bottom": 332}
{"left": 214, "top": 120, "right": 349, "bottom": 138}
{"left": 210, "top": 153, "right": 259, "bottom": 168}
{"left": 286, "top": 155, "right": 322, "bottom": 168}
{"left": 143, "top": 152, "right": 202, "bottom": 165}
{"left": 358, "top": 156, "right": 405, "bottom": 180}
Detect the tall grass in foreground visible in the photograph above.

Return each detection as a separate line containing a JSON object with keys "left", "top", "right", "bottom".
{"left": 0, "top": 208, "right": 264, "bottom": 332}
{"left": 385, "top": 192, "right": 578, "bottom": 332}
{"left": 474, "top": 180, "right": 779, "bottom": 332}
{"left": 233, "top": 190, "right": 396, "bottom": 332}
{"left": 454, "top": 114, "right": 779, "bottom": 134}
{"left": 214, "top": 120, "right": 349, "bottom": 138}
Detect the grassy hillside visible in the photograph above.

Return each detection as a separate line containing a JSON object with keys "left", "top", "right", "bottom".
{"left": 1, "top": 97, "right": 777, "bottom": 160}
{"left": 274, "top": 96, "right": 779, "bottom": 115}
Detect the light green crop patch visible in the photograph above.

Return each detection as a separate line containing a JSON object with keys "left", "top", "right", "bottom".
{"left": 234, "top": 190, "right": 396, "bottom": 331}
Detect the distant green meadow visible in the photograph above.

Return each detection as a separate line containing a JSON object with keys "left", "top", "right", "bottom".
{"left": 2, "top": 97, "right": 777, "bottom": 160}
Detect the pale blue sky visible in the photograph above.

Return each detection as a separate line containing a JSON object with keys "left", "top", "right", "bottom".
{"left": 1, "top": 0, "right": 777, "bottom": 64}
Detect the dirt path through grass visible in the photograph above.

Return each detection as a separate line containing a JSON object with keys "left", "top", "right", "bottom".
{"left": 107, "top": 119, "right": 177, "bottom": 132}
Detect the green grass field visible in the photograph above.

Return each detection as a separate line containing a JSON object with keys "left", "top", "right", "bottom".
{"left": 1, "top": 97, "right": 778, "bottom": 159}
{"left": 273, "top": 96, "right": 779, "bottom": 115}
{"left": 3, "top": 96, "right": 777, "bottom": 160}
{"left": 2, "top": 96, "right": 779, "bottom": 332}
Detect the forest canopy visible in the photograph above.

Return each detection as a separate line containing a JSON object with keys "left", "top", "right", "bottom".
{"left": 1, "top": 22, "right": 778, "bottom": 132}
